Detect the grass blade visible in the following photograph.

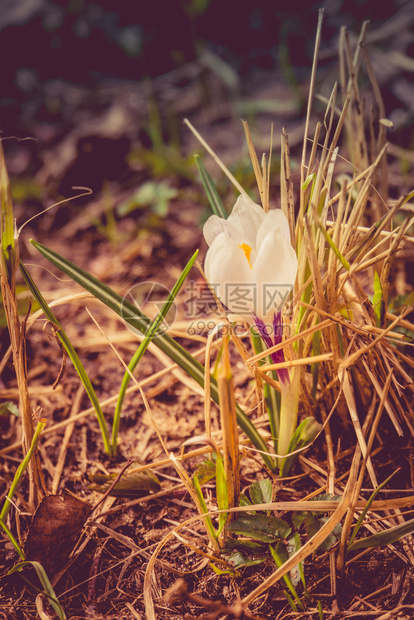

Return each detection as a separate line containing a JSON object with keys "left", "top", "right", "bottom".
{"left": 313, "top": 210, "right": 350, "bottom": 271}
{"left": 348, "top": 515, "right": 414, "bottom": 553}
{"left": 269, "top": 543, "right": 303, "bottom": 609}
{"left": 112, "top": 250, "right": 199, "bottom": 452}
{"left": 19, "top": 262, "right": 112, "bottom": 456}
{"left": 193, "top": 474, "right": 218, "bottom": 541}
{"left": 347, "top": 469, "right": 400, "bottom": 550}
{"left": 194, "top": 154, "right": 227, "bottom": 218}
{"left": 0, "top": 419, "right": 45, "bottom": 524}
{"left": 0, "top": 141, "right": 16, "bottom": 278}
{"left": 8, "top": 560, "right": 66, "bottom": 619}
{"left": 0, "top": 418, "right": 45, "bottom": 559}
{"left": 0, "top": 519, "right": 24, "bottom": 560}
{"left": 279, "top": 416, "right": 321, "bottom": 477}
{"left": 1, "top": 143, "right": 41, "bottom": 509}
{"left": 214, "top": 451, "right": 229, "bottom": 537}
{"left": 30, "top": 240, "right": 275, "bottom": 470}
{"left": 251, "top": 331, "right": 280, "bottom": 453}
{"left": 373, "top": 270, "right": 384, "bottom": 328}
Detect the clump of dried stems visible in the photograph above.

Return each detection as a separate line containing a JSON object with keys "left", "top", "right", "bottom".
{"left": 144, "top": 14, "right": 414, "bottom": 616}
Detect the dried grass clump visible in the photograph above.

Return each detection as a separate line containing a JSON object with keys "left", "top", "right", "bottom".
{"left": 145, "top": 14, "right": 414, "bottom": 615}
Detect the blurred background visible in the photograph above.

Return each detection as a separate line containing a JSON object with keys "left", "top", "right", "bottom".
{"left": 0, "top": 0, "right": 413, "bottom": 256}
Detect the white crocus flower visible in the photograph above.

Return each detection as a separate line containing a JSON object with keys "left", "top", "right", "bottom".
{"left": 204, "top": 194, "right": 300, "bottom": 463}
{"left": 204, "top": 194, "right": 301, "bottom": 462}
{"left": 203, "top": 194, "right": 298, "bottom": 329}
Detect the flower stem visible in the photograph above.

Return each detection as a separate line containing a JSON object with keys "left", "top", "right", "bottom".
{"left": 277, "top": 367, "right": 300, "bottom": 463}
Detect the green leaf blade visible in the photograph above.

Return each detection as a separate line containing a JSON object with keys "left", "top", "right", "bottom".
{"left": 8, "top": 561, "right": 66, "bottom": 620}
{"left": 348, "top": 516, "right": 414, "bottom": 553}
{"left": 0, "top": 142, "right": 16, "bottom": 277}
{"left": 194, "top": 154, "right": 228, "bottom": 218}
{"left": 373, "top": 269, "right": 384, "bottom": 328}
{"left": 112, "top": 249, "right": 198, "bottom": 451}
{"left": 30, "top": 239, "right": 275, "bottom": 470}
{"left": 19, "top": 261, "right": 112, "bottom": 455}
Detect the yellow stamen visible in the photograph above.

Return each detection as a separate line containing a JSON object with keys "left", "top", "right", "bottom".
{"left": 239, "top": 243, "right": 253, "bottom": 269}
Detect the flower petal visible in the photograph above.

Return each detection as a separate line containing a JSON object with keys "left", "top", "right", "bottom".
{"left": 252, "top": 227, "right": 298, "bottom": 323}
{"left": 203, "top": 195, "right": 264, "bottom": 249}
{"left": 256, "top": 209, "right": 291, "bottom": 250}
{"left": 226, "top": 195, "right": 265, "bottom": 247}
{"left": 254, "top": 227, "right": 298, "bottom": 284}
{"left": 204, "top": 232, "right": 254, "bottom": 314}
{"left": 203, "top": 214, "right": 231, "bottom": 247}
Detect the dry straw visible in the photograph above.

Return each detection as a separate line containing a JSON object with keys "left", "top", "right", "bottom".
{"left": 145, "top": 9, "right": 414, "bottom": 615}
